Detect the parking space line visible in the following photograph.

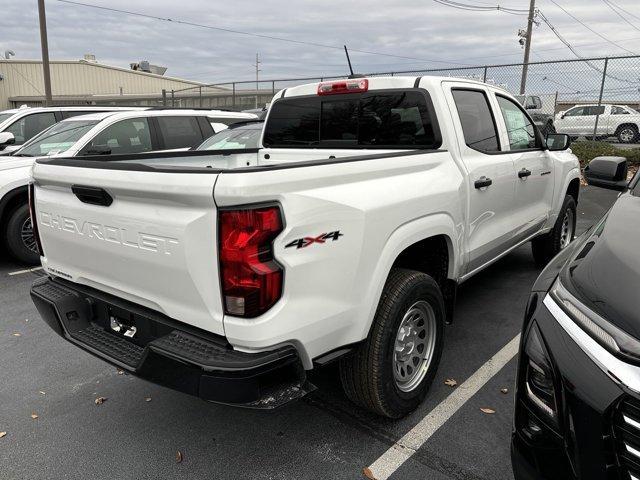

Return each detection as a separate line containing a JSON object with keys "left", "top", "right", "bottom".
{"left": 8, "top": 267, "right": 43, "bottom": 276}
{"left": 366, "top": 334, "right": 521, "bottom": 480}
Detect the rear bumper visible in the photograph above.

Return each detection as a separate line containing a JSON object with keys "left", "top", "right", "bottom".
{"left": 31, "top": 276, "right": 313, "bottom": 408}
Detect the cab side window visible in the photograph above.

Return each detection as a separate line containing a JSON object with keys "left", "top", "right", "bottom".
{"left": 564, "top": 107, "right": 585, "bottom": 117}
{"left": 612, "top": 106, "right": 629, "bottom": 115}
{"left": 496, "top": 95, "right": 539, "bottom": 150}
{"left": 5, "top": 112, "right": 57, "bottom": 145}
{"left": 82, "top": 118, "right": 152, "bottom": 155}
{"left": 156, "top": 116, "right": 204, "bottom": 149}
{"left": 452, "top": 89, "right": 500, "bottom": 152}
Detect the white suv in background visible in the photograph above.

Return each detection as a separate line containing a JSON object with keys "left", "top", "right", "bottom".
{"left": 0, "top": 106, "right": 143, "bottom": 154}
{"left": 0, "top": 108, "right": 256, "bottom": 264}
{"left": 554, "top": 104, "right": 640, "bottom": 143}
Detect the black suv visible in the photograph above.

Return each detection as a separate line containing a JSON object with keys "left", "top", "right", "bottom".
{"left": 512, "top": 156, "right": 640, "bottom": 479}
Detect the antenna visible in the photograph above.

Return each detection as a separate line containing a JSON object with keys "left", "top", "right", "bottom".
{"left": 344, "top": 45, "right": 354, "bottom": 76}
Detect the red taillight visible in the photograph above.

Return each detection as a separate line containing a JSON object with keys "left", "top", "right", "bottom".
{"left": 218, "top": 205, "right": 283, "bottom": 318}
{"left": 28, "top": 183, "right": 44, "bottom": 256}
{"left": 317, "top": 78, "right": 368, "bottom": 95}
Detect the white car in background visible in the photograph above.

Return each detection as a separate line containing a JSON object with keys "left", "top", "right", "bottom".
{"left": 0, "top": 108, "right": 256, "bottom": 264}
{"left": 0, "top": 106, "right": 143, "bottom": 154}
{"left": 554, "top": 104, "right": 640, "bottom": 143}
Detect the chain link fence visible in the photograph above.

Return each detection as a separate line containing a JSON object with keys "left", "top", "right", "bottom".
{"left": 152, "top": 55, "right": 640, "bottom": 139}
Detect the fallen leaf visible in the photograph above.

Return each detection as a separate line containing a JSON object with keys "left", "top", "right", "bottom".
{"left": 145, "top": 397, "right": 152, "bottom": 402}
{"left": 30, "top": 413, "right": 38, "bottom": 419}
{"left": 444, "top": 378, "right": 457, "bottom": 387}
{"left": 363, "top": 467, "right": 377, "bottom": 480}
{"left": 39, "top": 391, "right": 46, "bottom": 396}
{"left": 480, "top": 408, "right": 496, "bottom": 415}
{"left": 500, "top": 388, "right": 509, "bottom": 394}
{"left": 94, "top": 397, "right": 107, "bottom": 405}
{"left": 12, "top": 333, "right": 21, "bottom": 337}
{"left": 0, "top": 432, "right": 6, "bottom": 438}
{"left": 176, "top": 451, "right": 183, "bottom": 463}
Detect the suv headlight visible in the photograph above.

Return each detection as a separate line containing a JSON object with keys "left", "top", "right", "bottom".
{"left": 524, "top": 322, "right": 558, "bottom": 422}
{"left": 550, "top": 277, "right": 640, "bottom": 363}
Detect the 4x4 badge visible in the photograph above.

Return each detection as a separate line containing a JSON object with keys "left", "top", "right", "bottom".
{"left": 285, "top": 231, "right": 343, "bottom": 249}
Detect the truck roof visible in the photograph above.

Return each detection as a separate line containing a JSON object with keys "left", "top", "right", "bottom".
{"left": 280, "top": 75, "right": 497, "bottom": 99}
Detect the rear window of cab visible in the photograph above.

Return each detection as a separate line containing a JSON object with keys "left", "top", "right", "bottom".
{"left": 263, "top": 90, "right": 441, "bottom": 149}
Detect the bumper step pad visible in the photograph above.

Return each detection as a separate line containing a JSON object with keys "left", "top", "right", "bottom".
{"left": 75, "top": 325, "right": 144, "bottom": 368}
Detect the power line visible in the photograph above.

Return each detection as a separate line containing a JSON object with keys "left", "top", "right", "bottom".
{"left": 547, "top": 0, "right": 637, "bottom": 55}
{"left": 601, "top": 0, "right": 640, "bottom": 33}
{"left": 603, "top": 0, "right": 640, "bottom": 23}
{"left": 536, "top": 10, "right": 636, "bottom": 84}
{"left": 54, "top": 0, "right": 474, "bottom": 67}
{"left": 432, "top": 0, "right": 528, "bottom": 14}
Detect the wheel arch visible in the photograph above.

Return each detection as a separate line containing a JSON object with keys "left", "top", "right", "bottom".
{"left": 0, "top": 185, "right": 28, "bottom": 237}
{"left": 566, "top": 177, "right": 580, "bottom": 204}
{"left": 359, "top": 213, "right": 460, "bottom": 341}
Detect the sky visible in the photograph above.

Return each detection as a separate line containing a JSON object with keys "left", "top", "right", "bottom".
{"left": 1, "top": 0, "right": 640, "bottom": 85}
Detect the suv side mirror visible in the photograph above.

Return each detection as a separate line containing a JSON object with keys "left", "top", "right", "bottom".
{"left": 584, "top": 156, "right": 629, "bottom": 191}
{"left": 0, "top": 132, "right": 16, "bottom": 150}
{"left": 546, "top": 133, "right": 571, "bottom": 151}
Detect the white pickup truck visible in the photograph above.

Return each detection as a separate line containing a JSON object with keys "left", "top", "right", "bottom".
{"left": 29, "top": 76, "right": 581, "bottom": 418}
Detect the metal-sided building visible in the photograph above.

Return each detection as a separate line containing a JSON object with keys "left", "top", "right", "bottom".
{"left": 0, "top": 58, "right": 211, "bottom": 109}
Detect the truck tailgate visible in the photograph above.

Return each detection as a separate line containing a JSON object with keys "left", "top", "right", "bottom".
{"left": 32, "top": 162, "right": 225, "bottom": 335}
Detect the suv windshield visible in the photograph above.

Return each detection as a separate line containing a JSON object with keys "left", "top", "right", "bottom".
{"left": 198, "top": 124, "right": 262, "bottom": 150}
{"left": 16, "top": 120, "right": 98, "bottom": 157}
{"left": 0, "top": 113, "right": 15, "bottom": 124}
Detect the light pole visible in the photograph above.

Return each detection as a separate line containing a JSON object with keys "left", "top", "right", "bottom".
{"left": 37, "top": 0, "right": 53, "bottom": 106}
{"left": 255, "top": 53, "right": 261, "bottom": 109}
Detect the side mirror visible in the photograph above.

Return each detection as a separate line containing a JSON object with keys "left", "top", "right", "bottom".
{"left": 584, "top": 156, "right": 629, "bottom": 191}
{"left": 0, "top": 132, "right": 16, "bottom": 150}
{"left": 546, "top": 133, "right": 571, "bottom": 151}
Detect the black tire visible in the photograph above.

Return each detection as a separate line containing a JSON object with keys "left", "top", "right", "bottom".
{"left": 339, "top": 268, "right": 445, "bottom": 418}
{"left": 617, "top": 125, "right": 638, "bottom": 144}
{"left": 5, "top": 203, "right": 40, "bottom": 265}
{"left": 531, "top": 195, "right": 577, "bottom": 267}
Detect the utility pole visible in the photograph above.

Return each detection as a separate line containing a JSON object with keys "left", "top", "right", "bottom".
{"left": 37, "top": 0, "right": 53, "bottom": 106}
{"left": 254, "top": 53, "right": 261, "bottom": 109}
{"left": 519, "top": 0, "right": 536, "bottom": 95}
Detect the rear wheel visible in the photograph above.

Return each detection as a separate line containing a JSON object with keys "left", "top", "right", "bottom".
{"left": 531, "top": 195, "right": 576, "bottom": 267}
{"left": 5, "top": 203, "right": 40, "bottom": 265}
{"left": 339, "top": 268, "right": 444, "bottom": 418}
{"left": 617, "top": 125, "right": 638, "bottom": 144}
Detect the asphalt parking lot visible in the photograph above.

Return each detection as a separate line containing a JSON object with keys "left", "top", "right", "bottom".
{"left": 0, "top": 186, "right": 620, "bottom": 480}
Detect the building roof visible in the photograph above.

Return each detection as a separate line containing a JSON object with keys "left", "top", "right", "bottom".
{"left": 0, "top": 59, "right": 205, "bottom": 86}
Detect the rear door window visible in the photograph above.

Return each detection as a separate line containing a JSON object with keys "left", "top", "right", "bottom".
{"left": 5, "top": 112, "right": 57, "bottom": 145}
{"left": 451, "top": 89, "right": 500, "bottom": 152}
{"left": 586, "top": 106, "right": 605, "bottom": 115}
{"left": 263, "top": 90, "right": 439, "bottom": 149}
{"left": 157, "top": 116, "right": 204, "bottom": 149}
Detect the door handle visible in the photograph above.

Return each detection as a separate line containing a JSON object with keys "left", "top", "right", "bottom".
{"left": 474, "top": 176, "right": 492, "bottom": 189}
{"left": 518, "top": 168, "right": 532, "bottom": 179}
